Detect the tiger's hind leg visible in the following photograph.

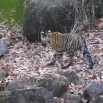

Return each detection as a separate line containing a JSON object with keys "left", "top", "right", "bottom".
{"left": 81, "top": 40, "right": 94, "bottom": 69}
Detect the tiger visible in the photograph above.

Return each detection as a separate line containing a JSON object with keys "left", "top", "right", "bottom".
{"left": 40, "top": 29, "right": 94, "bottom": 69}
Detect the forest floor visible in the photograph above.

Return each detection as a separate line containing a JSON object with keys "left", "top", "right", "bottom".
{"left": 0, "top": 20, "right": 103, "bottom": 102}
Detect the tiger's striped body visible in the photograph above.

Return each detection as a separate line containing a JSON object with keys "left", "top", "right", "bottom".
{"left": 40, "top": 31, "right": 93, "bottom": 69}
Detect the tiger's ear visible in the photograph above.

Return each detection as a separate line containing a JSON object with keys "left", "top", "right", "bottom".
{"left": 40, "top": 31, "right": 44, "bottom": 35}
{"left": 46, "top": 30, "right": 52, "bottom": 38}
{"left": 40, "top": 31, "right": 46, "bottom": 37}
{"left": 46, "top": 30, "right": 51, "bottom": 33}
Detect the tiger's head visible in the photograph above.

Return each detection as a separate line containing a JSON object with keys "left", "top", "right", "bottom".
{"left": 40, "top": 30, "right": 52, "bottom": 47}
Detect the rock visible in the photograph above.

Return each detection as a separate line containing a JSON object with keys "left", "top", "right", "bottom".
{"left": 5, "top": 77, "right": 37, "bottom": 91}
{"left": 53, "top": 97, "right": 65, "bottom": 103}
{"left": 4, "top": 79, "right": 27, "bottom": 91}
{"left": 23, "top": 0, "right": 73, "bottom": 42}
{"left": 57, "top": 70, "right": 83, "bottom": 85}
{"left": 83, "top": 81, "right": 103, "bottom": 101}
{"left": 5, "top": 73, "right": 70, "bottom": 97}
{"left": 63, "top": 92, "right": 82, "bottom": 103}
{"left": 90, "top": 95, "right": 103, "bottom": 103}
{"left": 0, "top": 69, "right": 5, "bottom": 79}
{"left": 0, "top": 40, "right": 7, "bottom": 57}
{"left": 37, "top": 73, "right": 70, "bottom": 97}
{"left": 0, "top": 87, "right": 54, "bottom": 103}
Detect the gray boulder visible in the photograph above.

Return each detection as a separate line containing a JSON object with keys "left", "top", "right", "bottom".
{"left": 90, "top": 96, "right": 103, "bottom": 103}
{"left": 0, "top": 69, "right": 5, "bottom": 79}
{"left": 83, "top": 81, "right": 103, "bottom": 101}
{"left": 0, "top": 87, "right": 54, "bottom": 103}
{"left": 23, "top": 0, "right": 103, "bottom": 42}
{"left": 37, "top": 73, "right": 70, "bottom": 97}
{"left": 5, "top": 77, "right": 37, "bottom": 91}
{"left": 63, "top": 92, "right": 82, "bottom": 103}
{"left": 57, "top": 70, "right": 84, "bottom": 85}
{"left": 5, "top": 73, "right": 70, "bottom": 97}
{"left": 23, "top": 0, "right": 73, "bottom": 42}
{"left": 0, "top": 40, "right": 7, "bottom": 57}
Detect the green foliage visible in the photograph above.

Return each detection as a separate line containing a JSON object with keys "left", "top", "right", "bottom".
{"left": 0, "top": 0, "right": 25, "bottom": 24}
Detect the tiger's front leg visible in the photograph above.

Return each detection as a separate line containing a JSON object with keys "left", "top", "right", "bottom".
{"left": 47, "top": 49, "right": 64, "bottom": 69}
{"left": 47, "top": 52, "right": 56, "bottom": 66}
{"left": 57, "top": 52, "right": 64, "bottom": 69}
{"left": 57, "top": 51, "right": 73, "bottom": 69}
{"left": 61, "top": 55, "right": 73, "bottom": 69}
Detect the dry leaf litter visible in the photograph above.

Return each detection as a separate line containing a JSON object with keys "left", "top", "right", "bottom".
{"left": 0, "top": 19, "right": 103, "bottom": 102}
